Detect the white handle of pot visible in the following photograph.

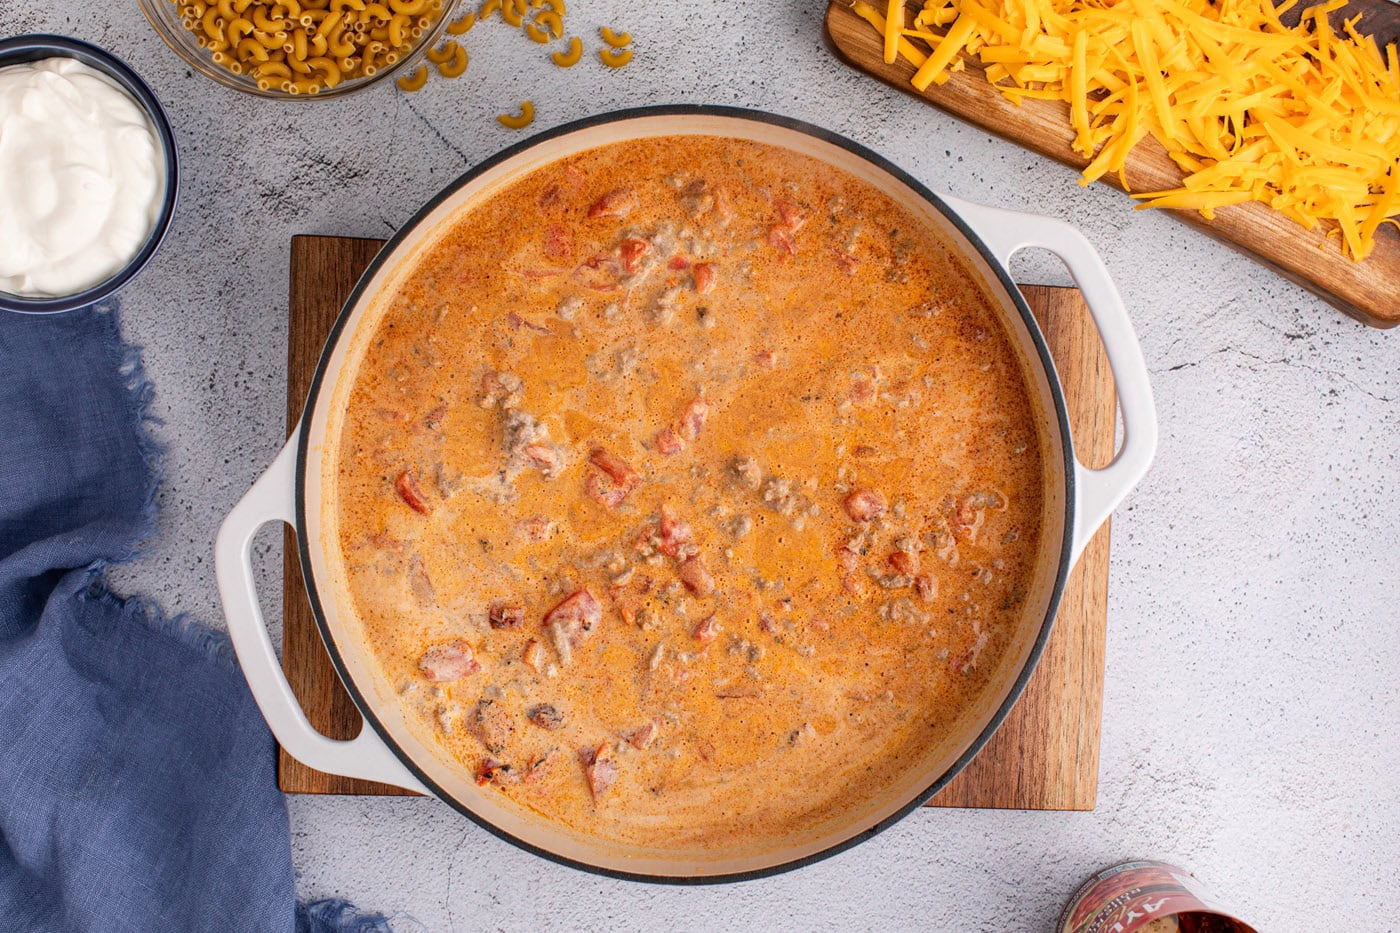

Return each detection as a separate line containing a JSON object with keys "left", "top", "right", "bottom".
{"left": 942, "top": 195, "right": 1158, "bottom": 564}
{"left": 214, "top": 432, "right": 427, "bottom": 794}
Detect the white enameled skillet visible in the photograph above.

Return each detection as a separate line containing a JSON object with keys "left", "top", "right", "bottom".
{"left": 216, "top": 106, "right": 1157, "bottom": 882}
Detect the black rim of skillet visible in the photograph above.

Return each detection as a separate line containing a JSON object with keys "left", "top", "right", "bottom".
{"left": 294, "top": 104, "right": 1077, "bottom": 884}
{"left": 0, "top": 34, "right": 179, "bottom": 315}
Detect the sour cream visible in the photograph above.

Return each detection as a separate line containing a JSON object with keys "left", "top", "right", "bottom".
{"left": 0, "top": 57, "right": 165, "bottom": 298}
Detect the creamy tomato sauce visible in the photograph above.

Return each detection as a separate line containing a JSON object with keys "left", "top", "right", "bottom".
{"left": 328, "top": 136, "right": 1044, "bottom": 850}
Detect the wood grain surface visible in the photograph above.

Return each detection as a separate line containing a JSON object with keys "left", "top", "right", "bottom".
{"left": 279, "top": 234, "right": 1114, "bottom": 810}
{"left": 825, "top": 0, "right": 1400, "bottom": 329}
{"left": 282, "top": 235, "right": 407, "bottom": 796}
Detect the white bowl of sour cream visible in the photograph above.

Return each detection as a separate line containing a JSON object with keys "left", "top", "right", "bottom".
{"left": 0, "top": 35, "right": 178, "bottom": 314}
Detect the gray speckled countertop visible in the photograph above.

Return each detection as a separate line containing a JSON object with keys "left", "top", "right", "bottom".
{"left": 6, "top": 0, "right": 1398, "bottom": 929}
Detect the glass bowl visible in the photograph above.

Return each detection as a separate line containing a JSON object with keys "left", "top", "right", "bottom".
{"left": 137, "top": 0, "right": 462, "bottom": 100}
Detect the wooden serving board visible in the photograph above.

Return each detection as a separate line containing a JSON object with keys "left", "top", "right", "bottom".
{"left": 825, "top": 0, "right": 1400, "bottom": 329}
{"left": 278, "top": 234, "right": 1114, "bottom": 810}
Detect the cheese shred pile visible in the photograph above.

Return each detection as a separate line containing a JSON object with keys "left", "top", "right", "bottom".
{"left": 854, "top": 0, "right": 1400, "bottom": 259}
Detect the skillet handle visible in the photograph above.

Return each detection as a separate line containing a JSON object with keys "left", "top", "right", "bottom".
{"left": 942, "top": 195, "right": 1158, "bottom": 564}
{"left": 214, "top": 432, "right": 428, "bottom": 794}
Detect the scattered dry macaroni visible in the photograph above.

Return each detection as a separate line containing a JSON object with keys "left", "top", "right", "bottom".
{"left": 551, "top": 35, "right": 582, "bottom": 66}
{"left": 425, "top": 39, "right": 458, "bottom": 63}
{"left": 599, "top": 25, "right": 630, "bottom": 48}
{"left": 390, "top": 0, "right": 634, "bottom": 124}
{"left": 598, "top": 45, "right": 632, "bottom": 68}
{"left": 535, "top": 9, "right": 562, "bottom": 38}
{"left": 497, "top": 100, "right": 535, "bottom": 128}
{"left": 436, "top": 42, "right": 468, "bottom": 76}
{"left": 855, "top": 0, "right": 1400, "bottom": 260}
{"left": 169, "top": 0, "right": 445, "bottom": 93}
{"left": 396, "top": 62, "right": 428, "bottom": 90}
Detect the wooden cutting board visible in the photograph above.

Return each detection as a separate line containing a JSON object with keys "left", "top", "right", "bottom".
{"left": 278, "top": 234, "right": 1115, "bottom": 810}
{"left": 825, "top": 0, "right": 1400, "bottom": 329}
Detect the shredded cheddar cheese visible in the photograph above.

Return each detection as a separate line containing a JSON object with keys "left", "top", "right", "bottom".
{"left": 855, "top": 0, "right": 1400, "bottom": 259}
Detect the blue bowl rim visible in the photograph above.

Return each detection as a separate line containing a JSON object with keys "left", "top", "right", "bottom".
{"left": 0, "top": 34, "right": 179, "bottom": 315}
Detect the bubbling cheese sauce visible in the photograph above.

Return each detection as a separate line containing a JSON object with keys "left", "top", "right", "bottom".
{"left": 328, "top": 136, "right": 1046, "bottom": 852}
{"left": 0, "top": 58, "right": 165, "bottom": 298}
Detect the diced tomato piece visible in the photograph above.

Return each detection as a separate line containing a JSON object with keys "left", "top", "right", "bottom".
{"left": 627, "top": 720, "right": 659, "bottom": 750}
{"left": 832, "top": 248, "right": 859, "bottom": 275}
{"left": 587, "top": 186, "right": 637, "bottom": 219}
{"left": 522, "top": 443, "right": 559, "bottom": 473}
{"left": 543, "top": 588, "right": 602, "bottom": 636}
{"left": 677, "top": 396, "right": 709, "bottom": 441}
{"left": 657, "top": 505, "right": 692, "bottom": 558}
{"left": 776, "top": 199, "right": 807, "bottom": 231}
{"left": 516, "top": 516, "right": 554, "bottom": 542}
{"left": 620, "top": 237, "right": 651, "bottom": 273}
{"left": 889, "top": 550, "right": 919, "bottom": 576}
{"left": 543, "top": 224, "right": 573, "bottom": 260}
{"left": 573, "top": 254, "right": 622, "bottom": 291}
{"left": 586, "top": 448, "right": 640, "bottom": 508}
{"left": 588, "top": 447, "right": 633, "bottom": 484}
{"left": 692, "top": 615, "right": 721, "bottom": 643}
{"left": 668, "top": 256, "right": 690, "bottom": 271}
{"left": 691, "top": 262, "right": 716, "bottom": 294}
{"left": 678, "top": 555, "right": 715, "bottom": 598}
{"left": 585, "top": 472, "right": 628, "bottom": 509}
{"left": 653, "top": 426, "right": 683, "bottom": 456}
{"left": 768, "top": 225, "right": 797, "bottom": 256}
{"left": 395, "top": 470, "right": 431, "bottom": 514}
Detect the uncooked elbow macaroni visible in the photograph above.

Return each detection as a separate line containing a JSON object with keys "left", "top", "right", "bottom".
{"left": 550, "top": 35, "right": 581, "bottom": 67}
{"left": 436, "top": 42, "right": 467, "bottom": 76}
{"left": 497, "top": 100, "right": 534, "bottom": 129}
{"left": 424, "top": 39, "right": 456, "bottom": 63}
{"left": 395, "top": 62, "right": 428, "bottom": 90}
{"left": 375, "top": 0, "right": 633, "bottom": 112}
{"left": 598, "top": 25, "right": 629, "bottom": 47}
{"left": 171, "top": 0, "right": 445, "bottom": 93}
{"left": 598, "top": 45, "right": 632, "bottom": 68}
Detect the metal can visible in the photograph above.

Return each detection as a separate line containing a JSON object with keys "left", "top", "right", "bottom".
{"left": 1059, "top": 860, "right": 1259, "bottom": 933}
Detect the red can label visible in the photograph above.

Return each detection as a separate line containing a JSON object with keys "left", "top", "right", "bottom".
{"left": 1059, "top": 861, "right": 1256, "bottom": 933}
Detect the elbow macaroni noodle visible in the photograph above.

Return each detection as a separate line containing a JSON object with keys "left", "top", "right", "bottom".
{"left": 424, "top": 38, "right": 456, "bottom": 62}
{"left": 598, "top": 45, "right": 632, "bottom": 68}
{"left": 598, "top": 25, "right": 629, "bottom": 47}
{"left": 320, "top": 0, "right": 633, "bottom": 112}
{"left": 497, "top": 100, "right": 534, "bottom": 129}
{"left": 550, "top": 34, "right": 581, "bottom": 66}
{"left": 170, "top": 0, "right": 445, "bottom": 93}
{"left": 395, "top": 62, "right": 428, "bottom": 90}
{"left": 436, "top": 42, "right": 468, "bottom": 76}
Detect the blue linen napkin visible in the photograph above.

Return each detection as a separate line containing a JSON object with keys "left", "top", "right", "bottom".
{"left": 0, "top": 304, "right": 390, "bottom": 932}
